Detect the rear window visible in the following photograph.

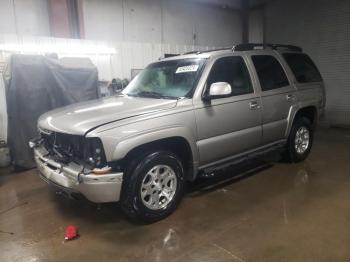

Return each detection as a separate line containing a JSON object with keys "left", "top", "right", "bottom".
{"left": 251, "top": 55, "right": 289, "bottom": 91}
{"left": 283, "top": 53, "right": 322, "bottom": 83}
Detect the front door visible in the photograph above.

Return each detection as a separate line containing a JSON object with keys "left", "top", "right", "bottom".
{"left": 194, "top": 55, "right": 262, "bottom": 166}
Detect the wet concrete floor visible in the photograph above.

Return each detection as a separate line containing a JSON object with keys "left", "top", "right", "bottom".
{"left": 1, "top": 127, "right": 350, "bottom": 262}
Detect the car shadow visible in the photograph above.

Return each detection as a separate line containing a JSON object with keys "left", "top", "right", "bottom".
{"left": 51, "top": 154, "right": 281, "bottom": 225}
{"left": 187, "top": 159, "right": 274, "bottom": 196}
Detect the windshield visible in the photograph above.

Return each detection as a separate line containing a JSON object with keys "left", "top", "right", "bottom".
{"left": 122, "top": 58, "right": 206, "bottom": 99}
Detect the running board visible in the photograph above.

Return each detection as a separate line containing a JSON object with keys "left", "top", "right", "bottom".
{"left": 199, "top": 142, "right": 285, "bottom": 177}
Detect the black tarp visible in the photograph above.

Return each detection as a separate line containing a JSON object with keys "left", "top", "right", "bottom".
{"left": 4, "top": 55, "right": 99, "bottom": 169}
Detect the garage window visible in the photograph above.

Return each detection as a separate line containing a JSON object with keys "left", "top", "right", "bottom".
{"left": 283, "top": 53, "right": 322, "bottom": 83}
{"left": 252, "top": 55, "right": 289, "bottom": 91}
{"left": 207, "top": 56, "right": 253, "bottom": 96}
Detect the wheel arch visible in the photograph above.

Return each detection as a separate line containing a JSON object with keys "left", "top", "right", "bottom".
{"left": 113, "top": 128, "right": 199, "bottom": 181}
{"left": 286, "top": 105, "right": 318, "bottom": 136}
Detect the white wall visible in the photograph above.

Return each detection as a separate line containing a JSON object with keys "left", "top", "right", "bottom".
{"left": 0, "top": 0, "right": 242, "bottom": 47}
{"left": 83, "top": 0, "right": 242, "bottom": 47}
{"left": 264, "top": 0, "right": 350, "bottom": 126}
{"left": 0, "top": 0, "right": 50, "bottom": 36}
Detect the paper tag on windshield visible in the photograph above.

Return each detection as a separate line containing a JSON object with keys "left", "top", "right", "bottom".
{"left": 176, "top": 65, "right": 199, "bottom": 74}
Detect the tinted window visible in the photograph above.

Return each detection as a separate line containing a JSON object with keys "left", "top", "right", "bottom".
{"left": 283, "top": 53, "right": 322, "bottom": 83}
{"left": 207, "top": 56, "right": 253, "bottom": 96}
{"left": 252, "top": 55, "right": 289, "bottom": 91}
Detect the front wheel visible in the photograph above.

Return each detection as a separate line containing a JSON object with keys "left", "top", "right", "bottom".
{"left": 284, "top": 117, "right": 313, "bottom": 163}
{"left": 120, "top": 151, "right": 185, "bottom": 223}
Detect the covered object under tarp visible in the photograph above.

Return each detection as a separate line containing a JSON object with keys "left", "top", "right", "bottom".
{"left": 4, "top": 55, "right": 99, "bottom": 169}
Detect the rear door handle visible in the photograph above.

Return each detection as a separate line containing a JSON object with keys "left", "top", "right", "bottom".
{"left": 286, "top": 94, "right": 296, "bottom": 101}
{"left": 249, "top": 101, "right": 260, "bottom": 110}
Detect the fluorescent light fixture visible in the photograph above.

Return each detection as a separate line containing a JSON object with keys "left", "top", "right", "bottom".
{"left": 0, "top": 43, "right": 116, "bottom": 55}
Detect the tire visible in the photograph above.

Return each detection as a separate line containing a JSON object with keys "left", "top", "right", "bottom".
{"left": 284, "top": 117, "right": 313, "bottom": 163}
{"left": 120, "top": 151, "right": 185, "bottom": 224}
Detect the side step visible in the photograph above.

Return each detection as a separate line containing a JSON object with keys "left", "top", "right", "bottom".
{"left": 200, "top": 143, "right": 285, "bottom": 178}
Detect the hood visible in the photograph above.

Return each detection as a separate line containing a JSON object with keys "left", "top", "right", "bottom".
{"left": 38, "top": 95, "right": 178, "bottom": 135}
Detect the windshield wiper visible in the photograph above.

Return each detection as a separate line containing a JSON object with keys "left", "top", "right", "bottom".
{"left": 127, "top": 91, "right": 177, "bottom": 99}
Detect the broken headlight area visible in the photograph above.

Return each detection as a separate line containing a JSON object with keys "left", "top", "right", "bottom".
{"left": 39, "top": 132, "right": 107, "bottom": 169}
{"left": 84, "top": 137, "right": 107, "bottom": 168}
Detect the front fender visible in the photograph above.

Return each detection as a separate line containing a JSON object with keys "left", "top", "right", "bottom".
{"left": 111, "top": 126, "right": 199, "bottom": 177}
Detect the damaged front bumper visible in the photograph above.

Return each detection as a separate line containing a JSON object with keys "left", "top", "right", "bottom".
{"left": 33, "top": 145, "right": 123, "bottom": 203}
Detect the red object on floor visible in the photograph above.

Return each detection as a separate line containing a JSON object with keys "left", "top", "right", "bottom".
{"left": 65, "top": 225, "right": 78, "bottom": 240}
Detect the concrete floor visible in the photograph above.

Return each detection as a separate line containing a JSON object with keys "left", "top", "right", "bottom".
{"left": 1, "top": 127, "right": 350, "bottom": 262}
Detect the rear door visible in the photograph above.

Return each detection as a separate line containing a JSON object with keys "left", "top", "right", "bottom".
{"left": 249, "top": 53, "right": 297, "bottom": 144}
{"left": 194, "top": 55, "right": 262, "bottom": 166}
{"left": 282, "top": 52, "right": 325, "bottom": 110}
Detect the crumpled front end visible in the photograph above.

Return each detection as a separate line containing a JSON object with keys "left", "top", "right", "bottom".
{"left": 31, "top": 131, "right": 123, "bottom": 203}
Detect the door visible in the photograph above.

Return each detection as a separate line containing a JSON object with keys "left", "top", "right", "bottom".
{"left": 250, "top": 54, "right": 297, "bottom": 144}
{"left": 194, "top": 56, "right": 262, "bottom": 166}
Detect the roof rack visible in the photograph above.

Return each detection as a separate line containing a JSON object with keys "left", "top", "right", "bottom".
{"left": 183, "top": 47, "right": 232, "bottom": 55}
{"left": 180, "top": 44, "right": 302, "bottom": 56}
{"left": 183, "top": 51, "right": 201, "bottom": 55}
{"left": 234, "top": 43, "right": 302, "bottom": 52}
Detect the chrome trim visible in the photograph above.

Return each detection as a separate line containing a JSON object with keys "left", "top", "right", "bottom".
{"left": 294, "top": 127, "right": 310, "bottom": 154}
{"left": 140, "top": 165, "right": 177, "bottom": 210}
{"left": 198, "top": 139, "right": 286, "bottom": 170}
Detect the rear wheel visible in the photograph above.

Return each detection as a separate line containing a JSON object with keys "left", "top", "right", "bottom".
{"left": 120, "top": 151, "right": 185, "bottom": 223}
{"left": 284, "top": 117, "right": 313, "bottom": 163}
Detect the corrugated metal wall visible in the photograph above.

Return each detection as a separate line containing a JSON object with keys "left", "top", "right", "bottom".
{"left": 0, "top": 0, "right": 243, "bottom": 48}
{"left": 110, "top": 42, "right": 217, "bottom": 80}
{"left": 249, "top": 8, "right": 264, "bottom": 43}
{"left": 82, "top": 0, "right": 242, "bottom": 47}
{"left": 0, "top": 0, "right": 50, "bottom": 36}
{"left": 0, "top": 34, "right": 217, "bottom": 79}
{"left": 264, "top": 0, "right": 350, "bottom": 126}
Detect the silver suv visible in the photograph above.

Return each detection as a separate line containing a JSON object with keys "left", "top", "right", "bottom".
{"left": 31, "top": 44, "right": 326, "bottom": 223}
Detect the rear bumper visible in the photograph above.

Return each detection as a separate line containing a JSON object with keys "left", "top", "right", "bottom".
{"left": 34, "top": 145, "right": 123, "bottom": 203}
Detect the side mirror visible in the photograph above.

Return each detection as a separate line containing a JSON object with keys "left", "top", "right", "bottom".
{"left": 204, "top": 82, "right": 232, "bottom": 100}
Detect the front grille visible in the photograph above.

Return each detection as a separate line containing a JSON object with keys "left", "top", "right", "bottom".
{"left": 40, "top": 131, "right": 107, "bottom": 168}
{"left": 41, "top": 132, "right": 85, "bottom": 164}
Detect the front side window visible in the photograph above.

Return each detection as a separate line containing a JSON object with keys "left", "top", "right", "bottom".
{"left": 122, "top": 58, "right": 206, "bottom": 99}
{"left": 283, "top": 53, "right": 322, "bottom": 83}
{"left": 207, "top": 56, "right": 253, "bottom": 96}
{"left": 252, "top": 55, "right": 289, "bottom": 91}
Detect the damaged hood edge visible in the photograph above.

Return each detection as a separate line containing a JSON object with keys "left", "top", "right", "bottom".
{"left": 38, "top": 95, "right": 179, "bottom": 136}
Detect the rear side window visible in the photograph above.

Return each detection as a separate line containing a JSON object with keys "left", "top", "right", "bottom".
{"left": 283, "top": 53, "right": 322, "bottom": 83}
{"left": 207, "top": 56, "right": 253, "bottom": 96}
{"left": 252, "top": 55, "right": 289, "bottom": 91}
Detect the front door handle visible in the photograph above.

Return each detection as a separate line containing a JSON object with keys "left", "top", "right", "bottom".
{"left": 286, "top": 94, "right": 296, "bottom": 101}
{"left": 249, "top": 101, "right": 260, "bottom": 110}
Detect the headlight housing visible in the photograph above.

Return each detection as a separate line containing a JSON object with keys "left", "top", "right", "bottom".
{"left": 84, "top": 138, "right": 107, "bottom": 168}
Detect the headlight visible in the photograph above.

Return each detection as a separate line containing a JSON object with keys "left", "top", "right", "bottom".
{"left": 84, "top": 138, "right": 107, "bottom": 168}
